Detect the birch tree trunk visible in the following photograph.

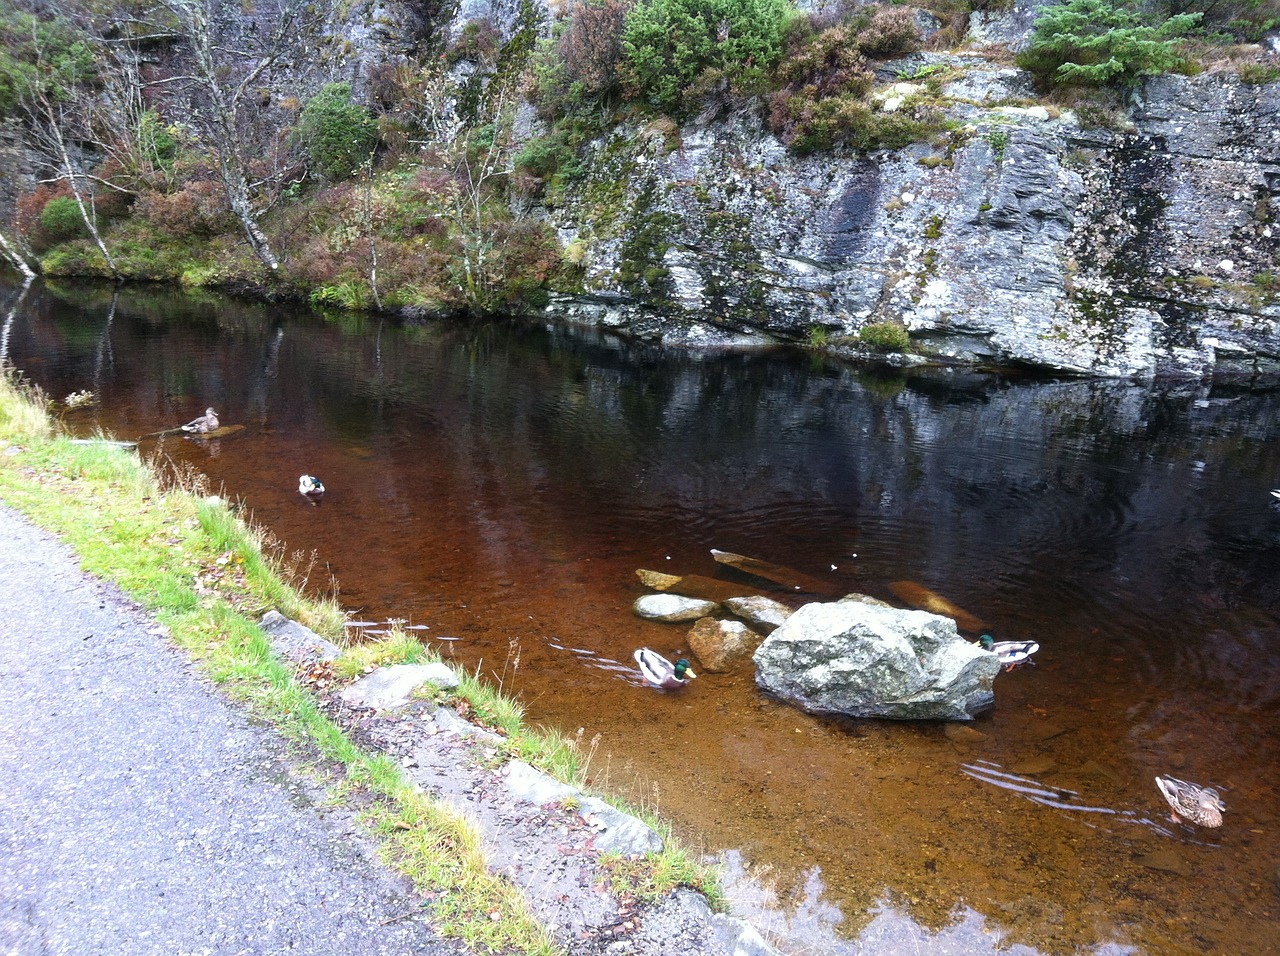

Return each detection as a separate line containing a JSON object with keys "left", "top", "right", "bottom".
{"left": 0, "top": 230, "right": 36, "bottom": 280}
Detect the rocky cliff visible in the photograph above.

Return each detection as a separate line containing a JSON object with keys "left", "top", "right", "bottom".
{"left": 531, "top": 50, "right": 1279, "bottom": 378}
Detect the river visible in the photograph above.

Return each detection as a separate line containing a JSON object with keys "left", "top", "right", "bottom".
{"left": 3, "top": 278, "right": 1279, "bottom": 955}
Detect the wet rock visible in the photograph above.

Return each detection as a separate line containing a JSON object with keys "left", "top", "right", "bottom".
{"left": 260, "top": 610, "right": 340, "bottom": 664}
{"left": 710, "top": 909, "right": 782, "bottom": 956}
{"left": 723, "top": 596, "right": 793, "bottom": 633}
{"left": 688, "top": 617, "right": 761, "bottom": 672}
{"left": 753, "top": 601, "right": 1000, "bottom": 721}
{"left": 633, "top": 593, "right": 719, "bottom": 622}
{"left": 944, "top": 724, "right": 988, "bottom": 744}
{"left": 1076, "top": 759, "right": 1121, "bottom": 784}
{"left": 340, "top": 663, "right": 459, "bottom": 710}
{"left": 1024, "top": 721, "right": 1069, "bottom": 742}
{"left": 637, "top": 569, "right": 752, "bottom": 602}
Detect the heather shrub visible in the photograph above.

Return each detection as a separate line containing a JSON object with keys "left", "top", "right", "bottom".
{"left": 449, "top": 17, "right": 503, "bottom": 65}
{"left": 855, "top": 5, "right": 922, "bottom": 57}
{"left": 859, "top": 320, "right": 912, "bottom": 352}
{"left": 553, "top": 0, "right": 630, "bottom": 107}
{"left": 775, "top": 23, "right": 875, "bottom": 98}
{"left": 770, "top": 93, "right": 939, "bottom": 153}
{"left": 135, "top": 181, "right": 237, "bottom": 238}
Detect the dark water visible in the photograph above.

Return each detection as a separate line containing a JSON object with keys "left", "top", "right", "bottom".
{"left": 5, "top": 279, "right": 1280, "bottom": 955}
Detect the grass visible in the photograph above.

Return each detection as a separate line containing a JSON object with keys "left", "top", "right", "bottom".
{"left": 0, "top": 366, "right": 721, "bottom": 948}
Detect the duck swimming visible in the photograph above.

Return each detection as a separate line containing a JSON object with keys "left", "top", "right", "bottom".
{"left": 1155, "top": 775, "right": 1225, "bottom": 828}
{"left": 298, "top": 474, "right": 325, "bottom": 497}
{"left": 634, "top": 647, "right": 696, "bottom": 689}
{"left": 181, "top": 407, "right": 219, "bottom": 434}
{"left": 978, "top": 634, "right": 1039, "bottom": 671}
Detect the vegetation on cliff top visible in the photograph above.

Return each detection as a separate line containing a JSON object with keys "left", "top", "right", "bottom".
{"left": 0, "top": 0, "right": 1276, "bottom": 314}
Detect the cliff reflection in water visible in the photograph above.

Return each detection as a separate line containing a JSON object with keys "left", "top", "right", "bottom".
{"left": 4, "top": 279, "right": 1280, "bottom": 955}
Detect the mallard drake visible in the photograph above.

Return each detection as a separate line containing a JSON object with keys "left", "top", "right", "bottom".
{"left": 181, "top": 407, "right": 219, "bottom": 434}
{"left": 1155, "top": 775, "right": 1225, "bottom": 828}
{"left": 634, "top": 647, "right": 696, "bottom": 689}
{"left": 978, "top": 634, "right": 1039, "bottom": 671}
{"left": 298, "top": 474, "right": 325, "bottom": 496}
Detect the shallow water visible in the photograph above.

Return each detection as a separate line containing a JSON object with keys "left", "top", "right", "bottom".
{"left": 4, "top": 279, "right": 1279, "bottom": 954}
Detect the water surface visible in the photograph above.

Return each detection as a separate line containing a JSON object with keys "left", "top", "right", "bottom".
{"left": 4, "top": 279, "right": 1279, "bottom": 955}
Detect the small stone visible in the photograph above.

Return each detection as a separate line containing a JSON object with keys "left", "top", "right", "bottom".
{"left": 688, "top": 617, "right": 760, "bottom": 672}
{"left": 1137, "top": 850, "right": 1190, "bottom": 876}
{"left": 1011, "top": 757, "right": 1058, "bottom": 776}
{"left": 944, "top": 724, "right": 988, "bottom": 744}
{"left": 1024, "top": 721, "right": 1069, "bottom": 742}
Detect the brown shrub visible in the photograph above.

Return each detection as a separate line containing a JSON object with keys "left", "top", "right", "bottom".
{"left": 134, "top": 180, "right": 237, "bottom": 238}
{"left": 857, "top": 5, "right": 922, "bottom": 58}
{"left": 559, "top": 0, "right": 630, "bottom": 100}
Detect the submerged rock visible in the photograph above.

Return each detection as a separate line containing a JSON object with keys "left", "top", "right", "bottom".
{"left": 753, "top": 601, "right": 999, "bottom": 720}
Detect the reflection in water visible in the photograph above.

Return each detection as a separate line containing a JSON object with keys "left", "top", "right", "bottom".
{"left": 4, "top": 279, "right": 1280, "bottom": 955}
{"left": 717, "top": 850, "right": 1139, "bottom": 955}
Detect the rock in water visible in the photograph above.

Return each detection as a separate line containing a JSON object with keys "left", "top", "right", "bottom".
{"left": 688, "top": 617, "right": 760, "bottom": 672}
{"left": 753, "top": 601, "right": 1000, "bottom": 721}
{"left": 633, "top": 593, "right": 719, "bottom": 622}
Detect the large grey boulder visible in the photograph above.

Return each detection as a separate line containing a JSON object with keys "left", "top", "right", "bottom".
{"left": 753, "top": 601, "right": 999, "bottom": 721}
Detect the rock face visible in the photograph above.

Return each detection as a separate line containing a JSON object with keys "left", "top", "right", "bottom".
{"left": 539, "top": 61, "right": 1280, "bottom": 379}
{"left": 753, "top": 601, "right": 1000, "bottom": 720}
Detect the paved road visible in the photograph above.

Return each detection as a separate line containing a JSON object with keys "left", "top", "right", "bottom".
{"left": 0, "top": 504, "right": 465, "bottom": 956}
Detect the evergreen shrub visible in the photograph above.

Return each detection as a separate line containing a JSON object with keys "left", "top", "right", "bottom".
{"left": 298, "top": 82, "right": 379, "bottom": 181}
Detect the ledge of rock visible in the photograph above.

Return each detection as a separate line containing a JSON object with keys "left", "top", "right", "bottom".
{"left": 260, "top": 609, "right": 341, "bottom": 664}
{"left": 339, "top": 662, "right": 460, "bottom": 710}
{"left": 753, "top": 600, "right": 999, "bottom": 721}
{"left": 505, "top": 761, "right": 664, "bottom": 857}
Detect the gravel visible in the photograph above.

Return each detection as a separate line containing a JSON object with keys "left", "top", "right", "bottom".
{"left": 0, "top": 504, "right": 463, "bottom": 956}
